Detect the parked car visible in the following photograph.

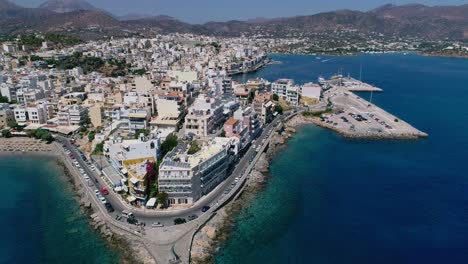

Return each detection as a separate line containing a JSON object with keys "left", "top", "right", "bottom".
{"left": 201, "top": 206, "right": 211, "bottom": 213}
{"left": 105, "top": 203, "right": 114, "bottom": 213}
{"left": 122, "top": 210, "right": 134, "bottom": 219}
{"left": 174, "top": 218, "right": 186, "bottom": 225}
{"left": 101, "top": 186, "right": 109, "bottom": 195}
{"left": 188, "top": 214, "right": 198, "bottom": 221}
{"left": 151, "top": 222, "right": 164, "bottom": 228}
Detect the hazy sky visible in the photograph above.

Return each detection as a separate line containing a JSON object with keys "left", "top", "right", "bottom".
{"left": 11, "top": 0, "right": 468, "bottom": 23}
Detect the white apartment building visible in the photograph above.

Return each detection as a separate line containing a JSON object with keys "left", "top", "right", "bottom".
{"left": 104, "top": 134, "right": 160, "bottom": 173}
{"left": 0, "top": 84, "right": 17, "bottom": 102}
{"left": 286, "top": 86, "right": 300, "bottom": 105}
{"left": 2, "top": 43, "right": 18, "bottom": 53}
{"left": 272, "top": 79, "right": 300, "bottom": 105}
{"left": 184, "top": 95, "right": 224, "bottom": 137}
{"left": 16, "top": 89, "right": 44, "bottom": 104}
{"left": 128, "top": 108, "right": 150, "bottom": 132}
{"left": 158, "top": 137, "right": 236, "bottom": 205}
{"left": 26, "top": 102, "right": 50, "bottom": 124}
{"left": 272, "top": 79, "right": 294, "bottom": 98}
{"left": 13, "top": 106, "right": 28, "bottom": 124}
{"left": 57, "top": 105, "right": 88, "bottom": 126}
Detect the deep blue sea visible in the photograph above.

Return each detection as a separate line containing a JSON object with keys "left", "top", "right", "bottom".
{"left": 218, "top": 53, "right": 468, "bottom": 264}
{"left": 0, "top": 155, "right": 118, "bottom": 264}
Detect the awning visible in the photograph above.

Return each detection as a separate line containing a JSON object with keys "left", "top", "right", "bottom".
{"left": 127, "top": 196, "right": 136, "bottom": 202}
{"left": 146, "top": 198, "right": 157, "bottom": 207}
{"left": 130, "top": 177, "right": 139, "bottom": 184}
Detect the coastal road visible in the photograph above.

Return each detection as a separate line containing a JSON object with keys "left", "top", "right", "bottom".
{"left": 55, "top": 113, "right": 284, "bottom": 227}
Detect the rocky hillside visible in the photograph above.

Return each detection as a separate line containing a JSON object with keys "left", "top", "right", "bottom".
{"left": 38, "top": 0, "right": 98, "bottom": 13}
{"left": 0, "top": 1, "right": 467, "bottom": 41}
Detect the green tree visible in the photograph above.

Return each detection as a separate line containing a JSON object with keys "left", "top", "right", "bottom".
{"left": 187, "top": 141, "right": 201, "bottom": 155}
{"left": 93, "top": 142, "right": 104, "bottom": 155}
{"left": 134, "top": 129, "right": 150, "bottom": 139}
{"left": 274, "top": 104, "right": 284, "bottom": 114}
{"left": 157, "top": 192, "right": 168, "bottom": 208}
{"left": 0, "top": 91, "right": 8, "bottom": 103}
{"left": 132, "top": 68, "right": 147, "bottom": 75}
{"left": 7, "top": 119, "right": 17, "bottom": 129}
{"left": 1, "top": 129, "right": 12, "bottom": 138}
{"left": 272, "top": 93, "right": 279, "bottom": 101}
{"left": 160, "top": 134, "right": 178, "bottom": 157}
{"left": 88, "top": 131, "right": 96, "bottom": 142}
{"left": 220, "top": 129, "right": 226, "bottom": 137}
{"left": 28, "top": 129, "right": 53, "bottom": 143}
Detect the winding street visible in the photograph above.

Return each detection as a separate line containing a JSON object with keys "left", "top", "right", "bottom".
{"left": 54, "top": 112, "right": 291, "bottom": 263}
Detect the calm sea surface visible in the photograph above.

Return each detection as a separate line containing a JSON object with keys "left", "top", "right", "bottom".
{"left": 0, "top": 155, "right": 118, "bottom": 264}
{"left": 216, "top": 53, "right": 468, "bottom": 264}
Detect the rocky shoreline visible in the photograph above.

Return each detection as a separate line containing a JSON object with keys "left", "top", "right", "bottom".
{"left": 190, "top": 121, "right": 295, "bottom": 263}
{"left": 189, "top": 111, "right": 428, "bottom": 263}
{"left": 0, "top": 138, "right": 154, "bottom": 264}
{"left": 54, "top": 146, "right": 155, "bottom": 264}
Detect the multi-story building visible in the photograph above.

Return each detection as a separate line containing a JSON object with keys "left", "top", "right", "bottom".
{"left": 0, "top": 84, "right": 17, "bottom": 102}
{"left": 253, "top": 92, "right": 274, "bottom": 124}
{"left": 286, "top": 85, "right": 300, "bottom": 105}
{"left": 184, "top": 95, "right": 224, "bottom": 137}
{"left": 233, "top": 107, "right": 262, "bottom": 142}
{"left": 224, "top": 118, "right": 243, "bottom": 137}
{"left": 158, "top": 137, "right": 237, "bottom": 205}
{"left": 222, "top": 78, "right": 233, "bottom": 95}
{"left": 223, "top": 117, "right": 250, "bottom": 150}
{"left": 26, "top": 102, "right": 49, "bottom": 124}
{"left": 104, "top": 134, "right": 160, "bottom": 172}
{"left": 13, "top": 106, "right": 28, "bottom": 124}
{"left": 2, "top": 42, "right": 18, "bottom": 53}
{"left": 16, "top": 89, "right": 44, "bottom": 104}
{"left": 122, "top": 157, "right": 155, "bottom": 205}
{"left": 272, "top": 79, "right": 294, "bottom": 98}
{"left": 0, "top": 103, "right": 14, "bottom": 129}
{"left": 57, "top": 105, "right": 88, "bottom": 126}
{"left": 272, "top": 78, "right": 300, "bottom": 105}
{"left": 128, "top": 108, "right": 150, "bottom": 132}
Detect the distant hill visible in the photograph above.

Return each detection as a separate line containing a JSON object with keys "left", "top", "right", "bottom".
{"left": 38, "top": 0, "right": 98, "bottom": 13}
{"left": 0, "top": 2, "right": 467, "bottom": 41}
{"left": 118, "top": 13, "right": 155, "bottom": 21}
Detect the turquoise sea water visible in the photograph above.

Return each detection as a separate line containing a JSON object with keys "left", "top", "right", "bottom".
{"left": 217, "top": 54, "right": 468, "bottom": 264}
{"left": 0, "top": 155, "right": 118, "bottom": 264}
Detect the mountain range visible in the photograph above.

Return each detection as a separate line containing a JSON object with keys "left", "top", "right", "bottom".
{"left": 0, "top": 0, "right": 467, "bottom": 41}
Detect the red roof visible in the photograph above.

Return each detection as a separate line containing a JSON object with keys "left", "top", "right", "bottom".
{"left": 224, "top": 118, "right": 239, "bottom": 126}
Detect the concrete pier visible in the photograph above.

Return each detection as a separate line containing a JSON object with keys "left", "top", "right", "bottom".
{"left": 340, "top": 77, "right": 383, "bottom": 92}
{"left": 315, "top": 83, "right": 427, "bottom": 139}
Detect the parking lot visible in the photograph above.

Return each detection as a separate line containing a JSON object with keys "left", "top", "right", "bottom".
{"left": 320, "top": 87, "right": 427, "bottom": 138}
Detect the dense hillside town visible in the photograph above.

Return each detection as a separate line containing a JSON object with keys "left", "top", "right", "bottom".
{"left": 0, "top": 34, "right": 323, "bottom": 208}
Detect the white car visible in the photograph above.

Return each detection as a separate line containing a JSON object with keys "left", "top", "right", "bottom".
{"left": 99, "top": 197, "right": 107, "bottom": 204}
{"left": 151, "top": 222, "right": 164, "bottom": 227}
